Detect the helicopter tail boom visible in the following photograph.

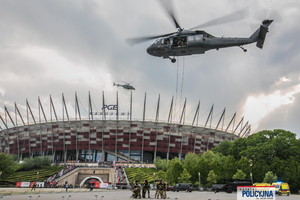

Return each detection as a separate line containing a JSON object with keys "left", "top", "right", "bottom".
{"left": 113, "top": 82, "right": 120, "bottom": 87}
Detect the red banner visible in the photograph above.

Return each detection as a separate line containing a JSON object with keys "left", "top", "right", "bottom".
{"left": 16, "top": 182, "right": 31, "bottom": 187}
{"left": 16, "top": 182, "right": 22, "bottom": 187}
{"left": 95, "top": 182, "right": 100, "bottom": 188}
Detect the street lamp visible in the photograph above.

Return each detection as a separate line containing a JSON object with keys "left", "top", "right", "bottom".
{"left": 198, "top": 172, "right": 201, "bottom": 191}
{"left": 153, "top": 173, "right": 155, "bottom": 189}
{"left": 36, "top": 171, "right": 39, "bottom": 183}
{"left": 250, "top": 172, "right": 253, "bottom": 185}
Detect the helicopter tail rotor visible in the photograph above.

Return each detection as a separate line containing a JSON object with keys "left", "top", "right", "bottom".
{"left": 250, "top": 9, "right": 281, "bottom": 37}
{"left": 250, "top": 19, "right": 273, "bottom": 49}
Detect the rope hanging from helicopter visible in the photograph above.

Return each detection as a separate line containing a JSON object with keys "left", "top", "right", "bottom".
{"left": 180, "top": 57, "right": 185, "bottom": 109}
{"left": 174, "top": 58, "right": 179, "bottom": 122}
{"left": 174, "top": 57, "right": 185, "bottom": 122}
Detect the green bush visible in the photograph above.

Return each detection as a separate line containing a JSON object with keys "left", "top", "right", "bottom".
{"left": 18, "top": 156, "right": 52, "bottom": 171}
{"left": 0, "top": 166, "right": 64, "bottom": 183}
{"left": 125, "top": 168, "right": 159, "bottom": 185}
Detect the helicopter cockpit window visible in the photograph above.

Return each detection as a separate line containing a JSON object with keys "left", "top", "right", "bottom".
{"left": 164, "top": 38, "right": 170, "bottom": 45}
{"left": 154, "top": 38, "right": 163, "bottom": 44}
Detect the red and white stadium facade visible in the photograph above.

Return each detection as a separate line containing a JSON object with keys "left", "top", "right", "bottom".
{"left": 0, "top": 92, "right": 251, "bottom": 164}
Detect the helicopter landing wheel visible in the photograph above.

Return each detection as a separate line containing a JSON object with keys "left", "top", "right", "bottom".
{"left": 240, "top": 46, "right": 247, "bottom": 52}
{"left": 171, "top": 58, "right": 176, "bottom": 63}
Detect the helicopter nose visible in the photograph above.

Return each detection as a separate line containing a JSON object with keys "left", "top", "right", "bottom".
{"left": 146, "top": 45, "right": 156, "bottom": 56}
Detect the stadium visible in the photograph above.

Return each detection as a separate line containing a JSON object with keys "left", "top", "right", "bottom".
{"left": 0, "top": 92, "right": 251, "bottom": 164}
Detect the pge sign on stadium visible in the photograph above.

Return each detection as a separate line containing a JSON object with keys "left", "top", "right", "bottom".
{"left": 102, "top": 105, "right": 117, "bottom": 110}
{"left": 237, "top": 186, "right": 275, "bottom": 200}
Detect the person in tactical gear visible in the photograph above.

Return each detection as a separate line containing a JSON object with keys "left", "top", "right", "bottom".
{"left": 142, "top": 179, "right": 150, "bottom": 198}
{"left": 131, "top": 179, "right": 141, "bottom": 199}
{"left": 156, "top": 179, "right": 165, "bottom": 199}
{"left": 162, "top": 180, "right": 171, "bottom": 199}
{"left": 154, "top": 179, "right": 159, "bottom": 198}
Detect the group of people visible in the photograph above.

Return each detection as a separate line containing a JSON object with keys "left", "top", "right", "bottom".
{"left": 154, "top": 179, "right": 168, "bottom": 199}
{"left": 131, "top": 179, "right": 168, "bottom": 199}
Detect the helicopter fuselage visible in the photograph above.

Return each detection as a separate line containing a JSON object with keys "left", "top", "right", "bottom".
{"left": 146, "top": 30, "right": 256, "bottom": 59}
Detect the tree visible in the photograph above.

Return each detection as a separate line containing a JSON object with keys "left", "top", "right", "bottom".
{"left": 202, "top": 150, "right": 221, "bottom": 164}
{"left": 228, "top": 137, "right": 247, "bottom": 160}
{"left": 166, "top": 157, "right": 181, "bottom": 183}
{"left": 212, "top": 140, "right": 232, "bottom": 156}
{"left": 19, "top": 156, "right": 52, "bottom": 171}
{"left": 233, "top": 169, "right": 246, "bottom": 179}
{"left": 195, "top": 158, "right": 209, "bottom": 186}
{"left": 252, "top": 159, "right": 270, "bottom": 183}
{"left": 282, "top": 158, "right": 299, "bottom": 192}
{"left": 20, "top": 157, "right": 34, "bottom": 171}
{"left": 0, "top": 153, "right": 17, "bottom": 179}
{"left": 223, "top": 155, "right": 237, "bottom": 179}
{"left": 208, "top": 159, "right": 223, "bottom": 178}
{"left": 154, "top": 157, "right": 167, "bottom": 171}
{"left": 263, "top": 171, "right": 277, "bottom": 184}
{"left": 178, "top": 168, "right": 191, "bottom": 183}
{"left": 33, "top": 156, "right": 43, "bottom": 168}
{"left": 183, "top": 160, "right": 197, "bottom": 183}
{"left": 183, "top": 153, "right": 199, "bottom": 184}
{"left": 206, "top": 170, "right": 217, "bottom": 187}
{"left": 237, "top": 157, "right": 251, "bottom": 179}
{"left": 182, "top": 153, "right": 199, "bottom": 166}
{"left": 157, "top": 170, "right": 166, "bottom": 181}
{"left": 270, "top": 157, "right": 286, "bottom": 180}
{"left": 172, "top": 161, "right": 183, "bottom": 184}
{"left": 41, "top": 156, "right": 52, "bottom": 167}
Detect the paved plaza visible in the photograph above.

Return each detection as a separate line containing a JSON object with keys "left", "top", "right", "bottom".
{"left": 0, "top": 188, "right": 299, "bottom": 200}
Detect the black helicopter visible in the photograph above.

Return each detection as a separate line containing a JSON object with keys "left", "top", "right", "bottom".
{"left": 127, "top": 1, "right": 274, "bottom": 63}
{"left": 113, "top": 82, "right": 135, "bottom": 90}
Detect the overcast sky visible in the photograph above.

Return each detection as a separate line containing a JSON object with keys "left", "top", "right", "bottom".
{"left": 0, "top": 0, "right": 299, "bottom": 137}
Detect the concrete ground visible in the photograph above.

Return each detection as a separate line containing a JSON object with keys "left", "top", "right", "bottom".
{"left": 0, "top": 188, "right": 299, "bottom": 200}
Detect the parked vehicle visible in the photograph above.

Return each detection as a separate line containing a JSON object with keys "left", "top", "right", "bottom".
{"left": 272, "top": 182, "right": 290, "bottom": 196}
{"left": 212, "top": 179, "right": 252, "bottom": 193}
{"left": 212, "top": 184, "right": 224, "bottom": 192}
{"left": 166, "top": 185, "right": 173, "bottom": 191}
{"left": 172, "top": 183, "right": 193, "bottom": 192}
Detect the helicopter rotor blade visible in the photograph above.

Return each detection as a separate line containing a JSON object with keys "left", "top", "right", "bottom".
{"left": 190, "top": 7, "right": 250, "bottom": 30}
{"left": 126, "top": 0, "right": 181, "bottom": 46}
{"left": 159, "top": 0, "right": 182, "bottom": 30}
{"left": 125, "top": 32, "right": 175, "bottom": 46}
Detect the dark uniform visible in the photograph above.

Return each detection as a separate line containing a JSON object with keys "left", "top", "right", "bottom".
{"left": 162, "top": 180, "right": 167, "bottom": 199}
{"left": 156, "top": 180, "right": 164, "bottom": 199}
{"left": 142, "top": 179, "right": 150, "bottom": 198}
{"left": 31, "top": 183, "right": 36, "bottom": 191}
